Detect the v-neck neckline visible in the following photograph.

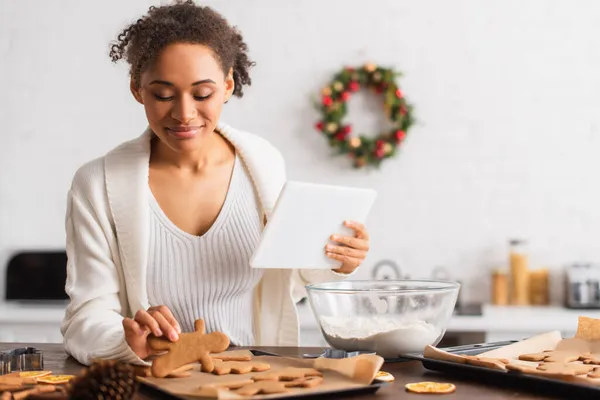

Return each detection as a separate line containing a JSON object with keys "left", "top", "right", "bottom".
{"left": 148, "top": 153, "right": 240, "bottom": 240}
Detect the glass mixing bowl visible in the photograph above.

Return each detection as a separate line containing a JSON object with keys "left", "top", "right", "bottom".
{"left": 305, "top": 280, "right": 460, "bottom": 358}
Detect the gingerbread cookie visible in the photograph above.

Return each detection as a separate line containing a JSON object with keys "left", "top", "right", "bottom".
{"left": 206, "top": 375, "right": 323, "bottom": 393}
{"left": 252, "top": 367, "right": 322, "bottom": 382}
{"left": 211, "top": 379, "right": 255, "bottom": 390}
{"left": 284, "top": 376, "right": 324, "bottom": 388}
{"left": 234, "top": 381, "right": 289, "bottom": 396}
{"left": 580, "top": 354, "right": 600, "bottom": 365}
{"left": 537, "top": 363, "right": 595, "bottom": 376}
{"left": 134, "top": 363, "right": 195, "bottom": 378}
{"left": 148, "top": 319, "right": 229, "bottom": 377}
{"left": 508, "top": 362, "right": 594, "bottom": 377}
{"left": 0, "top": 384, "right": 24, "bottom": 393}
{"left": 507, "top": 363, "right": 539, "bottom": 374}
{"left": 212, "top": 360, "right": 271, "bottom": 375}
{"left": 518, "top": 350, "right": 583, "bottom": 363}
{"left": 11, "top": 385, "right": 57, "bottom": 400}
{"left": 0, "top": 376, "right": 23, "bottom": 387}
{"left": 167, "top": 363, "right": 195, "bottom": 378}
{"left": 587, "top": 368, "right": 600, "bottom": 379}
{"left": 212, "top": 354, "right": 252, "bottom": 362}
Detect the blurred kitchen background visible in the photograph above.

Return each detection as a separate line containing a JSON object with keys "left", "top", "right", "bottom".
{"left": 2, "top": 0, "right": 600, "bottom": 347}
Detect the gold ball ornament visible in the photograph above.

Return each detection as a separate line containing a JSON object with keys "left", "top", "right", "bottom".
{"left": 364, "top": 63, "right": 377, "bottom": 73}
{"left": 321, "top": 87, "right": 332, "bottom": 96}
{"left": 326, "top": 122, "right": 338, "bottom": 133}
{"left": 373, "top": 72, "right": 382, "bottom": 82}
{"left": 349, "top": 137, "right": 362, "bottom": 148}
{"left": 333, "top": 81, "right": 344, "bottom": 91}
{"left": 383, "top": 142, "right": 393, "bottom": 154}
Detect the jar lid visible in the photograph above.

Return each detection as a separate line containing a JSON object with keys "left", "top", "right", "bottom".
{"left": 509, "top": 238, "right": 527, "bottom": 246}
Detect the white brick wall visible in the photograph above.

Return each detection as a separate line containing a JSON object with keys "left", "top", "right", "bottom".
{"left": 1, "top": 0, "right": 600, "bottom": 304}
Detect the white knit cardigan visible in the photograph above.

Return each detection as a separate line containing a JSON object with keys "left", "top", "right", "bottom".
{"left": 61, "top": 122, "right": 349, "bottom": 366}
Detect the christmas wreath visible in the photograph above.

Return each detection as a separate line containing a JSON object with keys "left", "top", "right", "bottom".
{"left": 314, "top": 63, "right": 415, "bottom": 168}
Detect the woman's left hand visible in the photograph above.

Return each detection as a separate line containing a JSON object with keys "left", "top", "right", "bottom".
{"left": 325, "top": 220, "right": 370, "bottom": 274}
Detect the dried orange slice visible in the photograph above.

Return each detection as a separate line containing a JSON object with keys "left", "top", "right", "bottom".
{"left": 375, "top": 371, "right": 395, "bottom": 382}
{"left": 37, "top": 375, "right": 75, "bottom": 385}
{"left": 405, "top": 381, "right": 456, "bottom": 394}
{"left": 19, "top": 371, "right": 52, "bottom": 379}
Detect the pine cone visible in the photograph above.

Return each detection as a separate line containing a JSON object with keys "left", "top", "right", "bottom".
{"left": 68, "top": 360, "right": 138, "bottom": 400}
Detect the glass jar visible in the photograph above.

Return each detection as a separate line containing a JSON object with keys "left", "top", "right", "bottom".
{"left": 509, "top": 239, "right": 529, "bottom": 305}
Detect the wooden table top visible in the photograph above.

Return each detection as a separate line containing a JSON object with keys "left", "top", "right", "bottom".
{"left": 0, "top": 343, "right": 555, "bottom": 399}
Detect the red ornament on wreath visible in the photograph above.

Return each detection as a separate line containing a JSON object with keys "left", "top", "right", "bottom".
{"left": 313, "top": 63, "right": 415, "bottom": 168}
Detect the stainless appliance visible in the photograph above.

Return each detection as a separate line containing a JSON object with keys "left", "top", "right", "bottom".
{"left": 4, "top": 251, "right": 68, "bottom": 302}
{"left": 565, "top": 263, "right": 600, "bottom": 309}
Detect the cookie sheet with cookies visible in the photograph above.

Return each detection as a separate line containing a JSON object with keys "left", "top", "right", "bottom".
{"left": 135, "top": 319, "right": 385, "bottom": 399}
{"left": 423, "top": 315, "right": 600, "bottom": 390}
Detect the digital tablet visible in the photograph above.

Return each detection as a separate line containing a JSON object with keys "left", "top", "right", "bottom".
{"left": 249, "top": 180, "right": 377, "bottom": 270}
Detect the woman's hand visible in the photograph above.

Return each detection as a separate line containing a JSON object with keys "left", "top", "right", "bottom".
{"left": 123, "top": 305, "right": 182, "bottom": 359}
{"left": 325, "top": 220, "right": 370, "bottom": 274}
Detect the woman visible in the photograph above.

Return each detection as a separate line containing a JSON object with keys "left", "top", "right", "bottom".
{"left": 61, "top": 0, "right": 371, "bottom": 366}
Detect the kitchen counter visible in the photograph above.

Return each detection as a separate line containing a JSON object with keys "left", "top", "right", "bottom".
{"left": 0, "top": 343, "right": 555, "bottom": 399}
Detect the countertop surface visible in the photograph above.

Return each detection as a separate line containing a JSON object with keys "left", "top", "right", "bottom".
{"left": 0, "top": 343, "right": 561, "bottom": 399}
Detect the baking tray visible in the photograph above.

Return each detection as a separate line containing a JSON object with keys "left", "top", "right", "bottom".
{"left": 400, "top": 340, "right": 600, "bottom": 398}
{"left": 138, "top": 350, "right": 386, "bottom": 400}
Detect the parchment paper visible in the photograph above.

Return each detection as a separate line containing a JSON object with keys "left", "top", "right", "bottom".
{"left": 138, "top": 350, "right": 384, "bottom": 399}
{"left": 423, "top": 316, "right": 600, "bottom": 388}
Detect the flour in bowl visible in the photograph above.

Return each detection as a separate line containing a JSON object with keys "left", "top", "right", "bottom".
{"left": 319, "top": 316, "right": 441, "bottom": 358}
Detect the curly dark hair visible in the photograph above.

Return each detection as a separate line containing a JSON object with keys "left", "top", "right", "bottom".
{"left": 109, "top": 0, "right": 255, "bottom": 97}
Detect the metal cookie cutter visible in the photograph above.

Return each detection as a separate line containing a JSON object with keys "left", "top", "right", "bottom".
{"left": 0, "top": 347, "right": 44, "bottom": 375}
{"left": 302, "top": 349, "right": 376, "bottom": 359}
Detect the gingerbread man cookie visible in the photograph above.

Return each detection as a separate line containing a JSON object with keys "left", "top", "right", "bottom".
{"left": 284, "top": 376, "right": 324, "bottom": 388}
{"left": 518, "top": 350, "right": 585, "bottom": 363}
{"left": 210, "top": 379, "right": 254, "bottom": 390}
{"left": 212, "top": 360, "right": 271, "bottom": 375}
{"left": 203, "top": 376, "right": 324, "bottom": 397}
{"left": 234, "top": 381, "right": 289, "bottom": 396}
{"left": 212, "top": 354, "right": 252, "bottom": 362}
{"left": 252, "top": 367, "right": 323, "bottom": 382}
{"left": 508, "top": 362, "right": 594, "bottom": 377}
{"left": 580, "top": 354, "right": 600, "bottom": 365}
{"left": 148, "top": 319, "right": 229, "bottom": 378}
{"left": 587, "top": 368, "right": 600, "bottom": 379}
{"left": 536, "top": 363, "right": 595, "bottom": 376}
{"left": 135, "top": 363, "right": 195, "bottom": 378}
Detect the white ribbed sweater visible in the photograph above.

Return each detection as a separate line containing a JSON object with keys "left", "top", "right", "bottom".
{"left": 147, "top": 155, "right": 264, "bottom": 345}
{"left": 61, "top": 122, "right": 351, "bottom": 366}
